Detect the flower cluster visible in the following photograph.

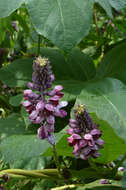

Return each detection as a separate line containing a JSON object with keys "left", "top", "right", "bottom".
{"left": 22, "top": 57, "right": 67, "bottom": 145}
{"left": 67, "top": 105, "right": 104, "bottom": 160}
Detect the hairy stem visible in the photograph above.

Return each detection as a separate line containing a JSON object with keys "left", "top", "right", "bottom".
{"left": 52, "top": 144, "right": 62, "bottom": 178}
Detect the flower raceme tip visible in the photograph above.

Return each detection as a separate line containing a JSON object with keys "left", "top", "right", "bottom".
{"left": 67, "top": 104, "right": 104, "bottom": 160}
{"left": 22, "top": 57, "right": 68, "bottom": 145}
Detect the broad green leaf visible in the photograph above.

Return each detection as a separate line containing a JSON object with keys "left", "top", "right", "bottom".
{"left": 26, "top": 0, "right": 94, "bottom": 50}
{"left": 0, "top": 135, "right": 50, "bottom": 163}
{"left": 75, "top": 78, "right": 126, "bottom": 162}
{"left": 0, "top": 0, "right": 24, "bottom": 18}
{"left": 0, "top": 128, "right": 66, "bottom": 164}
{"left": 0, "top": 114, "right": 27, "bottom": 141}
{"left": 95, "top": 0, "right": 113, "bottom": 18}
{"left": 96, "top": 41, "right": 126, "bottom": 84}
{"left": 0, "top": 58, "right": 33, "bottom": 87}
{"left": 67, "top": 48, "right": 96, "bottom": 81}
{"left": 10, "top": 156, "right": 51, "bottom": 170}
{"left": 95, "top": 0, "right": 126, "bottom": 18}
{"left": 109, "top": 0, "right": 126, "bottom": 10}
{"left": 9, "top": 94, "right": 23, "bottom": 106}
{"left": 56, "top": 80, "right": 84, "bottom": 102}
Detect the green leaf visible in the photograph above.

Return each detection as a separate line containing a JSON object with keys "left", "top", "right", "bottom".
{"left": 9, "top": 94, "right": 23, "bottom": 106}
{"left": 0, "top": 128, "right": 66, "bottom": 164}
{"left": 0, "top": 135, "right": 51, "bottom": 163}
{"left": 67, "top": 48, "right": 96, "bottom": 81}
{"left": 109, "top": 0, "right": 126, "bottom": 10}
{"left": 0, "top": 114, "right": 27, "bottom": 141}
{"left": 75, "top": 78, "right": 126, "bottom": 163}
{"left": 10, "top": 156, "right": 51, "bottom": 170}
{"left": 0, "top": 58, "right": 33, "bottom": 87}
{"left": 0, "top": 0, "right": 24, "bottom": 18}
{"left": 96, "top": 41, "right": 126, "bottom": 82}
{"left": 26, "top": 0, "right": 94, "bottom": 50}
{"left": 95, "top": 0, "right": 113, "bottom": 18}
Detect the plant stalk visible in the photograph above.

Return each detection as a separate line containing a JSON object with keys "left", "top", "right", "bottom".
{"left": 52, "top": 144, "right": 62, "bottom": 178}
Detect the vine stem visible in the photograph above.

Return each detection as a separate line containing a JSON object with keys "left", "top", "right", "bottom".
{"left": 51, "top": 184, "right": 79, "bottom": 190}
{"left": 37, "top": 34, "right": 41, "bottom": 56}
{"left": 52, "top": 144, "right": 62, "bottom": 178}
{"left": 0, "top": 169, "right": 59, "bottom": 180}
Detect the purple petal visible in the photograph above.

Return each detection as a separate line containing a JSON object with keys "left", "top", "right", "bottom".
{"left": 36, "top": 100, "right": 45, "bottom": 111}
{"left": 95, "top": 138, "right": 104, "bottom": 146}
{"left": 46, "top": 124, "right": 54, "bottom": 133}
{"left": 66, "top": 128, "right": 74, "bottom": 135}
{"left": 34, "top": 116, "right": 44, "bottom": 124}
{"left": 59, "top": 110, "right": 67, "bottom": 117}
{"left": 91, "top": 129, "right": 102, "bottom": 138}
{"left": 67, "top": 136, "right": 74, "bottom": 144}
{"left": 24, "top": 89, "right": 32, "bottom": 98}
{"left": 38, "top": 126, "right": 48, "bottom": 139}
{"left": 82, "top": 147, "right": 91, "bottom": 156}
{"left": 92, "top": 151, "right": 100, "bottom": 158}
{"left": 79, "top": 140, "right": 87, "bottom": 148}
{"left": 73, "top": 143, "right": 79, "bottom": 153}
{"left": 54, "top": 85, "right": 63, "bottom": 92}
{"left": 47, "top": 134, "right": 55, "bottom": 145}
{"left": 49, "top": 95, "right": 60, "bottom": 101}
{"left": 58, "top": 101, "right": 68, "bottom": 108}
{"left": 80, "top": 154, "right": 87, "bottom": 160}
{"left": 29, "top": 110, "right": 38, "bottom": 120}
{"left": 45, "top": 104, "right": 54, "bottom": 112}
{"left": 84, "top": 134, "right": 92, "bottom": 140}
{"left": 50, "top": 74, "right": 55, "bottom": 82}
{"left": 27, "top": 82, "right": 34, "bottom": 89}
{"left": 22, "top": 101, "right": 31, "bottom": 107}
{"left": 72, "top": 134, "right": 81, "bottom": 139}
{"left": 28, "top": 92, "right": 40, "bottom": 99}
{"left": 88, "top": 139, "right": 95, "bottom": 147}
{"left": 47, "top": 115, "right": 55, "bottom": 125}
{"left": 53, "top": 108, "right": 67, "bottom": 117}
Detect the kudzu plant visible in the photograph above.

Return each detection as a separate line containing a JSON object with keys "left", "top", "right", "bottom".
{"left": 0, "top": 0, "right": 126, "bottom": 190}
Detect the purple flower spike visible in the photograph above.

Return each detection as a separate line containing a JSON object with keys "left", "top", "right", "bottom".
{"left": 22, "top": 56, "right": 68, "bottom": 145}
{"left": 67, "top": 104, "right": 104, "bottom": 160}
